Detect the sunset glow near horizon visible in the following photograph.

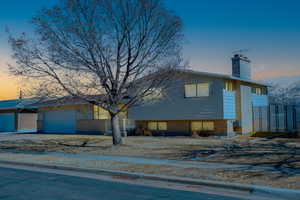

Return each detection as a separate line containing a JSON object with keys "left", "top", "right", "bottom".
{"left": 0, "top": 0, "right": 300, "bottom": 100}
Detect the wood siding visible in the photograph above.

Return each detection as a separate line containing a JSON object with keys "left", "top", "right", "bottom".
{"left": 129, "top": 74, "right": 225, "bottom": 121}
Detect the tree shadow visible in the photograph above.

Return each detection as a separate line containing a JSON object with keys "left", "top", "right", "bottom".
{"left": 183, "top": 139, "right": 300, "bottom": 176}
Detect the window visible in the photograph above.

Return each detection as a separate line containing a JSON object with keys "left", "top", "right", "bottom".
{"left": 191, "top": 121, "right": 214, "bottom": 131}
{"left": 256, "top": 88, "right": 262, "bottom": 95}
{"left": 185, "top": 84, "right": 197, "bottom": 97}
{"left": 197, "top": 83, "right": 209, "bottom": 96}
{"left": 185, "top": 83, "right": 209, "bottom": 97}
{"left": 93, "top": 105, "right": 110, "bottom": 119}
{"left": 191, "top": 121, "right": 203, "bottom": 131}
{"left": 148, "top": 122, "right": 158, "bottom": 131}
{"left": 93, "top": 105, "right": 127, "bottom": 120}
{"left": 252, "top": 87, "right": 267, "bottom": 95}
{"left": 225, "top": 81, "right": 234, "bottom": 91}
{"left": 203, "top": 121, "right": 214, "bottom": 130}
{"left": 148, "top": 122, "right": 167, "bottom": 131}
{"left": 261, "top": 87, "right": 268, "bottom": 95}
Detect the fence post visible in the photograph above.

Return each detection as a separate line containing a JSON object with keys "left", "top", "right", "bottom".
{"left": 285, "top": 105, "right": 288, "bottom": 132}
{"left": 268, "top": 104, "right": 271, "bottom": 132}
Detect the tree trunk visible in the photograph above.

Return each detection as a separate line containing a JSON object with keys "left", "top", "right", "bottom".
{"left": 111, "top": 114, "right": 123, "bottom": 145}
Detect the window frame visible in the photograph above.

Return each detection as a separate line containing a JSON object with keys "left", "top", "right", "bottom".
{"left": 252, "top": 87, "right": 267, "bottom": 96}
{"left": 184, "top": 82, "right": 210, "bottom": 98}
{"left": 148, "top": 121, "right": 168, "bottom": 131}
{"left": 93, "top": 105, "right": 110, "bottom": 120}
{"left": 191, "top": 121, "right": 215, "bottom": 131}
{"left": 93, "top": 105, "right": 127, "bottom": 120}
{"left": 225, "top": 81, "right": 234, "bottom": 92}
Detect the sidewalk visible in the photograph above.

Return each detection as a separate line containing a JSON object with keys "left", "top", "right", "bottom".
{"left": 0, "top": 151, "right": 300, "bottom": 200}
{"left": 0, "top": 149, "right": 299, "bottom": 190}
{"left": 0, "top": 148, "right": 294, "bottom": 174}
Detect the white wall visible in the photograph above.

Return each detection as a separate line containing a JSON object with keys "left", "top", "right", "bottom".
{"left": 240, "top": 85, "right": 253, "bottom": 134}
{"left": 223, "top": 90, "right": 236, "bottom": 119}
{"left": 252, "top": 94, "right": 269, "bottom": 107}
{"left": 18, "top": 113, "right": 37, "bottom": 131}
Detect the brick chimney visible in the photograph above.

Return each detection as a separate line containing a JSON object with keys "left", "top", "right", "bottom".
{"left": 232, "top": 54, "right": 251, "bottom": 80}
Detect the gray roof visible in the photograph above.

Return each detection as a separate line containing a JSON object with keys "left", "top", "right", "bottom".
{"left": 179, "top": 69, "right": 270, "bottom": 87}
{"left": 0, "top": 99, "right": 37, "bottom": 111}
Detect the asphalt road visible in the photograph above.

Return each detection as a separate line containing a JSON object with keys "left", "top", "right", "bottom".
{"left": 0, "top": 167, "right": 249, "bottom": 200}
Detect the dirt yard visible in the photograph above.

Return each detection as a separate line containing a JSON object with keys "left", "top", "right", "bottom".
{"left": 0, "top": 134, "right": 299, "bottom": 189}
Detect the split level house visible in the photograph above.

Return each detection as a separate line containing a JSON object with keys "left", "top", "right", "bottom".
{"left": 34, "top": 54, "right": 269, "bottom": 136}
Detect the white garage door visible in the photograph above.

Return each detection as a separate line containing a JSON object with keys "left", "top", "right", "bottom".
{"left": 0, "top": 113, "right": 15, "bottom": 132}
{"left": 43, "top": 109, "right": 76, "bottom": 133}
{"left": 18, "top": 113, "right": 38, "bottom": 132}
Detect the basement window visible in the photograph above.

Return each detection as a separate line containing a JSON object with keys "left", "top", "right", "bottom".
{"left": 185, "top": 83, "right": 209, "bottom": 97}
{"left": 148, "top": 122, "right": 168, "bottom": 131}
{"left": 191, "top": 121, "right": 214, "bottom": 131}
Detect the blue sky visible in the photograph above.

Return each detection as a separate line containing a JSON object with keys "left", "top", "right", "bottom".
{"left": 0, "top": 0, "right": 300, "bottom": 99}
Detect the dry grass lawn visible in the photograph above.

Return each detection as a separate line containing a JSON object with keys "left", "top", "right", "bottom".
{"left": 0, "top": 134, "right": 300, "bottom": 189}
{"left": 0, "top": 135, "right": 299, "bottom": 166}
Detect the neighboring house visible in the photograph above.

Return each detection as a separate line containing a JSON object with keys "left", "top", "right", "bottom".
{"left": 0, "top": 99, "right": 37, "bottom": 133}
{"left": 129, "top": 54, "right": 269, "bottom": 136}
{"left": 36, "top": 97, "right": 132, "bottom": 134}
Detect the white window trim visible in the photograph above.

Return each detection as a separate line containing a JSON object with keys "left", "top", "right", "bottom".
{"left": 148, "top": 121, "right": 168, "bottom": 131}
{"left": 191, "top": 121, "right": 215, "bottom": 131}
{"left": 185, "top": 83, "right": 210, "bottom": 98}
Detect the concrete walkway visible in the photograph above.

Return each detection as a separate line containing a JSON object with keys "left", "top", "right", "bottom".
{"left": 0, "top": 130, "right": 36, "bottom": 137}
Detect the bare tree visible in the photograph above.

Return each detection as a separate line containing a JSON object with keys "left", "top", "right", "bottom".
{"left": 269, "top": 81, "right": 300, "bottom": 105}
{"left": 8, "top": 0, "right": 183, "bottom": 145}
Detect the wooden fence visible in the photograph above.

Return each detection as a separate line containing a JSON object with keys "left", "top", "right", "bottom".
{"left": 253, "top": 104, "right": 299, "bottom": 132}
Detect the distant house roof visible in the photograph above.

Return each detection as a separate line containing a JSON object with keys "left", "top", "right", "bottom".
{"left": 34, "top": 97, "right": 89, "bottom": 108}
{"left": 0, "top": 99, "right": 38, "bottom": 111}
{"left": 34, "top": 95, "right": 110, "bottom": 108}
{"left": 35, "top": 94, "right": 131, "bottom": 108}
{"left": 179, "top": 69, "right": 270, "bottom": 87}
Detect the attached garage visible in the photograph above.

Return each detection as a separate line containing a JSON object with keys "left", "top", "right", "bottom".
{"left": 36, "top": 98, "right": 130, "bottom": 135}
{"left": 43, "top": 109, "right": 76, "bottom": 133}
{"left": 0, "top": 113, "right": 15, "bottom": 132}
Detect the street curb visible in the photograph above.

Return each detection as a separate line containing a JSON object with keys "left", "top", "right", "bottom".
{"left": 0, "top": 160, "right": 299, "bottom": 200}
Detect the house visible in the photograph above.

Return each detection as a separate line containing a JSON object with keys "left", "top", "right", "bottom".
{"left": 36, "top": 97, "right": 133, "bottom": 134}
{"left": 0, "top": 99, "right": 38, "bottom": 133}
{"left": 36, "top": 54, "right": 269, "bottom": 136}
{"left": 129, "top": 54, "right": 269, "bottom": 136}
